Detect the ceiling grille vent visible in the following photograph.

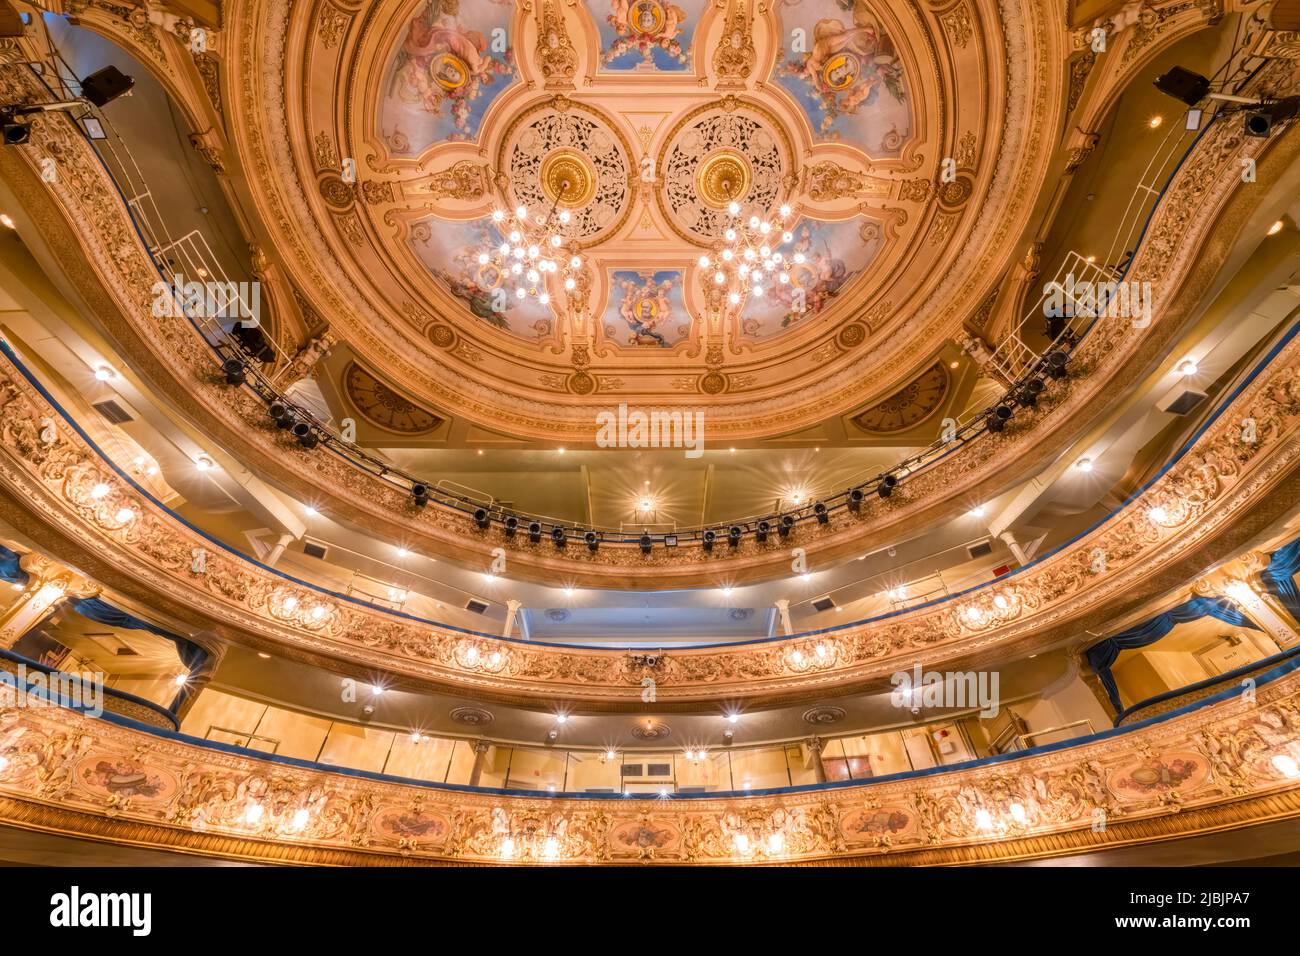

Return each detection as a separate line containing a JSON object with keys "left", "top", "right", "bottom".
{"left": 302, "top": 540, "right": 329, "bottom": 560}
{"left": 811, "top": 595, "right": 836, "bottom": 612}
{"left": 967, "top": 540, "right": 994, "bottom": 559}
{"left": 465, "top": 598, "right": 489, "bottom": 615}
{"left": 92, "top": 400, "right": 133, "bottom": 424}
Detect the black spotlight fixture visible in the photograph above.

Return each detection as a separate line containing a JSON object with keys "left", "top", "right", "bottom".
{"left": 1245, "top": 96, "right": 1300, "bottom": 138}
{"left": 878, "top": 474, "right": 898, "bottom": 499}
{"left": 268, "top": 403, "right": 295, "bottom": 429}
{"left": 231, "top": 321, "right": 276, "bottom": 363}
{"left": 0, "top": 109, "right": 29, "bottom": 146}
{"left": 1153, "top": 66, "right": 1210, "bottom": 107}
{"left": 847, "top": 488, "right": 865, "bottom": 513}
{"left": 585, "top": 530, "right": 600, "bottom": 552}
{"left": 755, "top": 520, "right": 770, "bottom": 544}
{"left": 411, "top": 483, "right": 429, "bottom": 508}
{"left": 504, "top": 515, "right": 519, "bottom": 538}
{"left": 1045, "top": 350, "right": 1070, "bottom": 380}
{"left": 1019, "top": 379, "right": 1044, "bottom": 408}
{"left": 551, "top": 526, "right": 566, "bottom": 549}
{"left": 221, "top": 357, "right": 246, "bottom": 386}
{"left": 814, "top": 502, "right": 829, "bottom": 525}
{"left": 702, "top": 529, "right": 716, "bottom": 552}
{"left": 528, "top": 521, "right": 543, "bottom": 544}
{"left": 988, "top": 403, "right": 1013, "bottom": 433}
{"left": 639, "top": 533, "right": 653, "bottom": 555}
{"left": 728, "top": 525, "right": 743, "bottom": 547}
{"left": 778, "top": 514, "right": 796, "bottom": 538}
{"left": 473, "top": 507, "right": 490, "bottom": 530}
{"left": 291, "top": 422, "right": 318, "bottom": 449}
{"left": 79, "top": 66, "right": 135, "bottom": 108}
{"left": 1045, "top": 311, "right": 1067, "bottom": 341}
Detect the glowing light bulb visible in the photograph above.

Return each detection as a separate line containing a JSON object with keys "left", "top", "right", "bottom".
{"left": 90, "top": 483, "right": 110, "bottom": 499}
{"left": 114, "top": 507, "right": 134, "bottom": 523}
{"left": 1010, "top": 803, "right": 1027, "bottom": 824}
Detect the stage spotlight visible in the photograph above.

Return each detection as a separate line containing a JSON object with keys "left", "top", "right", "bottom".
{"left": 504, "top": 515, "right": 519, "bottom": 537}
{"left": 778, "top": 514, "right": 795, "bottom": 538}
{"left": 292, "top": 422, "right": 318, "bottom": 449}
{"left": 878, "top": 475, "right": 897, "bottom": 499}
{"left": 1019, "top": 381, "right": 1042, "bottom": 407}
{"left": 1045, "top": 351, "right": 1069, "bottom": 380}
{"left": 551, "top": 526, "right": 566, "bottom": 548}
{"left": 640, "top": 533, "right": 653, "bottom": 555}
{"left": 847, "top": 488, "right": 865, "bottom": 513}
{"left": 728, "top": 525, "right": 742, "bottom": 547}
{"left": 411, "top": 483, "right": 429, "bottom": 508}
{"left": 664, "top": 534, "right": 678, "bottom": 549}
{"left": 221, "top": 358, "right": 246, "bottom": 386}
{"left": 585, "top": 530, "right": 600, "bottom": 552}
{"left": 268, "top": 402, "right": 295, "bottom": 429}
{"left": 473, "top": 507, "right": 490, "bottom": 530}
{"left": 0, "top": 111, "right": 29, "bottom": 146}
{"left": 755, "top": 520, "right": 770, "bottom": 543}
{"left": 528, "top": 521, "right": 543, "bottom": 543}
{"left": 702, "top": 529, "right": 716, "bottom": 552}
{"left": 1245, "top": 97, "right": 1300, "bottom": 137}
{"left": 988, "top": 404, "right": 1013, "bottom": 433}
{"left": 1153, "top": 66, "right": 1210, "bottom": 107}
{"left": 814, "top": 502, "right": 829, "bottom": 524}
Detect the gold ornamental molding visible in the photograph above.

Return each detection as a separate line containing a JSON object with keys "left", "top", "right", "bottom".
{"left": 2, "top": 665, "right": 1300, "bottom": 865}
{"left": 218, "top": 0, "right": 1033, "bottom": 439}
{"left": 0, "top": 48, "right": 1295, "bottom": 589}
{"left": 2, "top": 306, "right": 1300, "bottom": 706}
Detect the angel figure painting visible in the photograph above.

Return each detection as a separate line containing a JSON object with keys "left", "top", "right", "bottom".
{"left": 606, "top": 270, "right": 687, "bottom": 347}
{"left": 381, "top": 0, "right": 516, "bottom": 153}
{"left": 599, "top": 0, "right": 707, "bottom": 71}
{"left": 776, "top": 0, "right": 911, "bottom": 153}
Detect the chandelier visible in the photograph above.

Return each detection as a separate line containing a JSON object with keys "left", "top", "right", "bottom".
{"left": 698, "top": 194, "right": 802, "bottom": 309}
{"left": 477, "top": 161, "right": 589, "bottom": 306}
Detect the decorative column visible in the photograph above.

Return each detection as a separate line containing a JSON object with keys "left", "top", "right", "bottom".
{"left": 0, "top": 555, "right": 93, "bottom": 650}
{"left": 806, "top": 736, "right": 827, "bottom": 784}
{"left": 468, "top": 739, "right": 491, "bottom": 787}
{"left": 502, "top": 599, "right": 523, "bottom": 639}
{"left": 774, "top": 599, "right": 793, "bottom": 636}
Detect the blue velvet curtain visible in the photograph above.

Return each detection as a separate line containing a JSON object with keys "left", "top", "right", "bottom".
{"left": 1261, "top": 537, "right": 1300, "bottom": 623}
{"left": 0, "top": 545, "right": 28, "bottom": 587}
{"left": 68, "top": 597, "right": 209, "bottom": 712}
{"left": 1085, "top": 597, "right": 1259, "bottom": 712}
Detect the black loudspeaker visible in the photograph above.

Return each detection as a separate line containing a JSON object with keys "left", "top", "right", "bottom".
{"left": 80, "top": 66, "right": 134, "bottom": 107}
{"left": 1153, "top": 66, "right": 1209, "bottom": 107}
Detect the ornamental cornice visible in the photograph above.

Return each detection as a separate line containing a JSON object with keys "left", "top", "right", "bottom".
{"left": 1, "top": 309, "right": 1300, "bottom": 706}
{"left": 1, "top": 664, "right": 1299, "bottom": 864}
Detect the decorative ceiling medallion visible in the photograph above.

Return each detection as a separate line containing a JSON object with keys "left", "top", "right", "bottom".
{"left": 695, "top": 149, "right": 752, "bottom": 209}
{"left": 501, "top": 101, "right": 632, "bottom": 243}
{"left": 450, "top": 706, "right": 494, "bottom": 727}
{"left": 631, "top": 720, "right": 672, "bottom": 741}
{"left": 659, "top": 102, "right": 790, "bottom": 243}
{"left": 344, "top": 362, "right": 441, "bottom": 434}
{"left": 544, "top": 608, "right": 571, "bottom": 623}
{"left": 852, "top": 362, "right": 949, "bottom": 433}
{"left": 539, "top": 148, "right": 597, "bottom": 208}
{"left": 802, "top": 705, "right": 847, "bottom": 726}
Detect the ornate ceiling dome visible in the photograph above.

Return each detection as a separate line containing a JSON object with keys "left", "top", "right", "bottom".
{"left": 230, "top": 0, "right": 1062, "bottom": 442}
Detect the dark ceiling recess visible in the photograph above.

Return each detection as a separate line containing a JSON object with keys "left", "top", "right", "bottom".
{"left": 465, "top": 598, "right": 489, "bottom": 615}
{"left": 92, "top": 400, "right": 133, "bottom": 425}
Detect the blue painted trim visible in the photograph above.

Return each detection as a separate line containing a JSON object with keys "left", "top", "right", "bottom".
{"left": 0, "top": 647, "right": 179, "bottom": 730}
{"left": 4, "top": 306, "right": 1299, "bottom": 653}
{"left": 32, "top": 649, "right": 1300, "bottom": 801}
{"left": 1113, "top": 643, "right": 1300, "bottom": 725}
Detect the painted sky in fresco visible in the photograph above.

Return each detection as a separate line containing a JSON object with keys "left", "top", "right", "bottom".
{"left": 603, "top": 270, "right": 689, "bottom": 347}
{"left": 378, "top": 0, "right": 518, "bottom": 156}
{"left": 409, "top": 218, "right": 554, "bottom": 340}
{"left": 739, "top": 217, "right": 884, "bottom": 339}
{"left": 774, "top": 0, "right": 912, "bottom": 155}
{"left": 595, "top": 0, "right": 709, "bottom": 72}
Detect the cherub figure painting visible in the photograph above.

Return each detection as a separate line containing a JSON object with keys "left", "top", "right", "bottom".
{"left": 777, "top": 1, "right": 909, "bottom": 148}
{"left": 607, "top": 270, "right": 684, "bottom": 347}
{"left": 600, "top": 0, "right": 703, "bottom": 71}
{"left": 385, "top": 0, "right": 515, "bottom": 146}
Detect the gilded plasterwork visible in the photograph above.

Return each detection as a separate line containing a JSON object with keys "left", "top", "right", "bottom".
{"left": 2, "top": 666, "right": 1299, "bottom": 864}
